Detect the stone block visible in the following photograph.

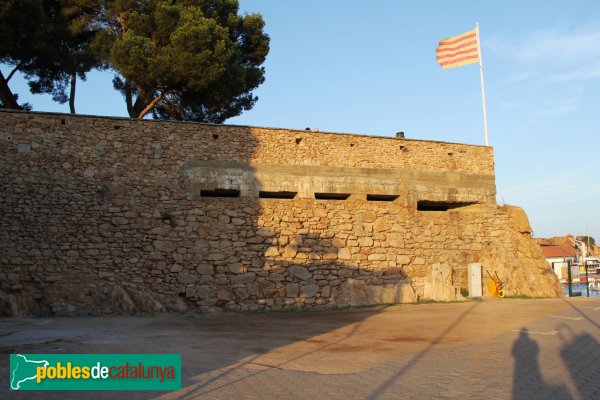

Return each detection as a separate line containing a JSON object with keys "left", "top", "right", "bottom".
{"left": 234, "top": 287, "right": 249, "bottom": 300}
{"left": 358, "top": 237, "right": 374, "bottom": 247}
{"left": 154, "top": 240, "right": 177, "bottom": 252}
{"left": 217, "top": 287, "right": 234, "bottom": 301}
{"left": 256, "top": 228, "right": 275, "bottom": 237}
{"left": 217, "top": 215, "right": 231, "bottom": 224}
{"left": 423, "top": 263, "right": 455, "bottom": 301}
{"left": 264, "top": 247, "right": 280, "bottom": 257}
{"left": 208, "top": 253, "right": 226, "bottom": 261}
{"left": 338, "top": 248, "right": 352, "bottom": 260}
{"left": 300, "top": 284, "right": 319, "bottom": 298}
{"left": 288, "top": 265, "right": 312, "bottom": 280}
{"left": 270, "top": 273, "right": 284, "bottom": 282}
{"left": 197, "top": 264, "right": 214, "bottom": 275}
{"left": 195, "top": 285, "right": 210, "bottom": 298}
{"left": 374, "top": 220, "right": 388, "bottom": 232}
{"left": 178, "top": 272, "right": 197, "bottom": 284}
{"left": 170, "top": 264, "right": 183, "bottom": 273}
{"left": 229, "top": 263, "right": 246, "bottom": 274}
{"left": 396, "top": 255, "right": 410, "bottom": 265}
{"left": 286, "top": 283, "right": 299, "bottom": 297}
{"left": 361, "top": 211, "right": 377, "bottom": 222}
{"left": 332, "top": 238, "right": 346, "bottom": 248}
{"left": 230, "top": 273, "right": 256, "bottom": 284}
{"left": 283, "top": 245, "right": 298, "bottom": 258}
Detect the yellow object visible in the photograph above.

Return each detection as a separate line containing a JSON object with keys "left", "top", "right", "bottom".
{"left": 498, "top": 290, "right": 506, "bottom": 298}
{"left": 489, "top": 278, "right": 498, "bottom": 297}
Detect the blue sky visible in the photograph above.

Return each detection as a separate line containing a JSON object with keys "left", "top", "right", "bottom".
{"left": 4, "top": 0, "right": 600, "bottom": 241}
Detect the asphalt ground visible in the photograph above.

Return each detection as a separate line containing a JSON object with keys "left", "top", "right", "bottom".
{"left": 2, "top": 297, "right": 600, "bottom": 399}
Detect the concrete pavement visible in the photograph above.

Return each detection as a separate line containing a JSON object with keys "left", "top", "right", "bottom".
{"left": 2, "top": 298, "right": 600, "bottom": 399}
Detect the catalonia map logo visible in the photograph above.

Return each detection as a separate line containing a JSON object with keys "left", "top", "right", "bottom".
{"left": 10, "top": 354, "right": 181, "bottom": 391}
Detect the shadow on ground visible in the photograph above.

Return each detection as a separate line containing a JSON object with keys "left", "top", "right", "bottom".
{"left": 511, "top": 328, "right": 570, "bottom": 400}
{"left": 558, "top": 311, "right": 600, "bottom": 400}
{"left": 365, "top": 302, "right": 479, "bottom": 399}
{"left": 0, "top": 306, "right": 381, "bottom": 399}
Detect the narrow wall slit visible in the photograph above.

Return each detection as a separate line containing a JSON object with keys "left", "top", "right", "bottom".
{"left": 315, "top": 193, "right": 351, "bottom": 200}
{"left": 367, "top": 194, "right": 399, "bottom": 202}
{"left": 417, "top": 200, "right": 478, "bottom": 211}
{"left": 200, "top": 189, "right": 240, "bottom": 197}
{"left": 259, "top": 191, "right": 297, "bottom": 199}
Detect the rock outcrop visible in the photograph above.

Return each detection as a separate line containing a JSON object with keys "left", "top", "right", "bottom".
{"left": 480, "top": 206, "right": 562, "bottom": 298}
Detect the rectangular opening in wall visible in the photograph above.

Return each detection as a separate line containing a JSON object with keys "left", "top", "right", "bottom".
{"left": 417, "top": 200, "right": 478, "bottom": 211}
{"left": 259, "top": 191, "right": 297, "bottom": 199}
{"left": 367, "top": 194, "right": 399, "bottom": 202}
{"left": 315, "top": 193, "right": 351, "bottom": 200}
{"left": 200, "top": 189, "right": 240, "bottom": 198}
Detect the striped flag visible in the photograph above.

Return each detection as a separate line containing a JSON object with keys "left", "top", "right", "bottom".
{"left": 436, "top": 28, "right": 480, "bottom": 69}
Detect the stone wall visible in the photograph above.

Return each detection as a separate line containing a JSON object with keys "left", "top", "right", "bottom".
{"left": 0, "top": 111, "right": 561, "bottom": 316}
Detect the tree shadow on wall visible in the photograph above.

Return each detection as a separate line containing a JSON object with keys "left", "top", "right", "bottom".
{"left": 0, "top": 115, "right": 409, "bottom": 399}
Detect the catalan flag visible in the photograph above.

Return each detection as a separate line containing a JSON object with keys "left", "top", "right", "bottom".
{"left": 436, "top": 28, "right": 480, "bottom": 69}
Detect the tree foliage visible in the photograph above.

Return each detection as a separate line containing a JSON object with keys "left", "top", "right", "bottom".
{"left": 0, "top": 0, "right": 269, "bottom": 122}
{"left": 0, "top": 0, "right": 51, "bottom": 110}
{"left": 0, "top": 0, "right": 100, "bottom": 112}
{"left": 97, "top": 0, "right": 270, "bottom": 121}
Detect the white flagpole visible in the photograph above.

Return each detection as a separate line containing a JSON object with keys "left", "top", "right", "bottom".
{"left": 476, "top": 22, "right": 489, "bottom": 146}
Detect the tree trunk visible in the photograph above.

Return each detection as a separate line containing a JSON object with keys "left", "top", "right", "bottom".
{"left": 137, "top": 92, "right": 167, "bottom": 119}
{"left": 132, "top": 89, "right": 157, "bottom": 119}
{"left": 69, "top": 72, "right": 77, "bottom": 114}
{"left": 125, "top": 82, "right": 136, "bottom": 118}
{"left": 0, "top": 69, "right": 21, "bottom": 109}
{"left": 123, "top": 82, "right": 166, "bottom": 119}
{"left": 6, "top": 63, "right": 22, "bottom": 83}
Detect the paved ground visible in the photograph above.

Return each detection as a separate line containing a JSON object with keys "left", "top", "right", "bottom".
{"left": 2, "top": 297, "right": 600, "bottom": 399}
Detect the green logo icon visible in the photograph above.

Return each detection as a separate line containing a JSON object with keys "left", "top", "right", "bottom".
{"left": 11, "top": 354, "right": 50, "bottom": 390}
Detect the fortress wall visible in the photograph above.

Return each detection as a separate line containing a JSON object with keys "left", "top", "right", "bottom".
{"left": 0, "top": 111, "right": 560, "bottom": 315}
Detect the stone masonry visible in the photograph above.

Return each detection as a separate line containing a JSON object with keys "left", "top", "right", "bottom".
{"left": 0, "top": 110, "right": 561, "bottom": 315}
